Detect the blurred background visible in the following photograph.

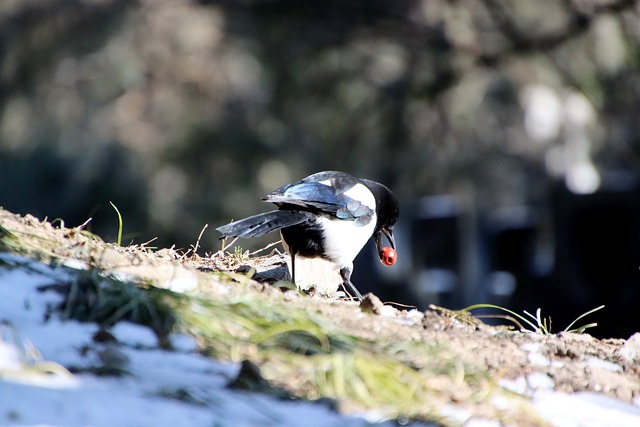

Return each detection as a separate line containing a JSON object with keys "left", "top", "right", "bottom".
{"left": 1, "top": 0, "right": 640, "bottom": 338}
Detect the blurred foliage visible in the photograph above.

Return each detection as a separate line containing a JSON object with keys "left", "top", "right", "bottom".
{"left": 0, "top": 0, "right": 639, "bottom": 250}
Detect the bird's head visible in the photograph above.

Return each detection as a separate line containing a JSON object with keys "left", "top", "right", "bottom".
{"left": 361, "top": 179, "right": 399, "bottom": 266}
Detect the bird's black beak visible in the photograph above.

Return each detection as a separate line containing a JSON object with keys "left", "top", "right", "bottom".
{"left": 375, "top": 226, "right": 395, "bottom": 258}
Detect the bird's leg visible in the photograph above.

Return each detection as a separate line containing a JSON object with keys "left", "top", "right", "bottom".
{"left": 339, "top": 265, "right": 363, "bottom": 301}
{"left": 290, "top": 251, "right": 296, "bottom": 284}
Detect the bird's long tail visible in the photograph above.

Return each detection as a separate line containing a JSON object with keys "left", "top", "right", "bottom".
{"left": 216, "top": 210, "right": 312, "bottom": 239}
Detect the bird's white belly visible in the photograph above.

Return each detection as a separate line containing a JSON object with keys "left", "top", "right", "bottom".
{"left": 317, "top": 214, "right": 377, "bottom": 268}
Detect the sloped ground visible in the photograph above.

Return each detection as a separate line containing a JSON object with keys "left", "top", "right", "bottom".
{"left": 1, "top": 208, "right": 640, "bottom": 426}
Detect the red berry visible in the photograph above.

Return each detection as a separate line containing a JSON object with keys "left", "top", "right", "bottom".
{"left": 380, "top": 246, "right": 397, "bottom": 266}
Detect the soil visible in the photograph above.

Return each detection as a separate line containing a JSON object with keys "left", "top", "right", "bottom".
{"left": 2, "top": 208, "right": 640, "bottom": 421}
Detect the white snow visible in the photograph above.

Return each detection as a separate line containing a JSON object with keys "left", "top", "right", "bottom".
{"left": 534, "top": 391, "right": 640, "bottom": 427}
{"left": 0, "top": 254, "right": 427, "bottom": 427}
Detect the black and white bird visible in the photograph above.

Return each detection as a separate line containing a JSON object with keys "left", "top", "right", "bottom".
{"left": 216, "top": 171, "right": 399, "bottom": 300}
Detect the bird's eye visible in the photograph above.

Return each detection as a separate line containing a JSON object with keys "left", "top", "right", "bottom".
{"left": 380, "top": 247, "right": 397, "bottom": 266}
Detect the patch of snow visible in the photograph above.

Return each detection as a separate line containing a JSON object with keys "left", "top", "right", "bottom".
{"left": 520, "top": 342, "right": 541, "bottom": 352}
{"left": 170, "top": 333, "right": 200, "bottom": 352}
{"left": 405, "top": 309, "right": 424, "bottom": 324}
{"left": 60, "top": 258, "right": 91, "bottom": 271}
{"left": 527, "top": 351, "right": 550, "bottom": 367}
{"left": 526, "top": 372, "right": 554, "bottom": 391}
{"left": 110, "top": 322, "right": 159, "bottom": 348}
{"left": 163, "top": 269, "right": 199, "bottom": 293}
{"left": 107, "top": 270, "right": 139, "bottom": 284}
{"left": 586, "top": 356, "right": 623, "bottom": 373}
{"left": 534, "top": 391, "right": 640, "bottom": 427}
{"left": 0, "top": 255, "right": 434, "bottom": 427}
{"left": 618, "top": 333, "right": 640, "bottom": 364}
{"left": 378, "top": 305, "right": 398, "bottom": 318}
{"left": 437, "top": 404, "right": 472, "bottom": 425}
{"left": 464, "top": 419, "right": 501, "bottom": 427}
{"left": 521, "top": 342, "right": 550, "bottom": 367}
{"left": 499, "top": 377, "right": 527, "bottom": 395}
{"left": 499, "top": 373, "right": 554, "bottom": 397}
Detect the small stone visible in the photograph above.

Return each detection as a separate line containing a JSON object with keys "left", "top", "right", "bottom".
{"left": 359, "top": 293, "right": 385, "bottom": 315}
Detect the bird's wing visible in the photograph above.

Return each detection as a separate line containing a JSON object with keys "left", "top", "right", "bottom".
{"left": 216, "top": 210, "right": 313, "bottom": 238}
{"left": 263, "top": 174, "right": 374, "bottom": 225}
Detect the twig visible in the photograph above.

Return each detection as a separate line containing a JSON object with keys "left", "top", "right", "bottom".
{"left": 140, "top": 237, "right": 158, "bottom": 247}
{"left": 381, "top": 300, "right": 417, "bottom": 310}
{"left": 249, "top": 240, "right": 282, "bottom": 256}
{"left": 192, "top": 223, "right": 208, "bottom": 257}
{"left": 75, "top": 217, "right": 93, "bottom": 231}
{"left": 211, "top": 235, "right": 241, "bottom": 258}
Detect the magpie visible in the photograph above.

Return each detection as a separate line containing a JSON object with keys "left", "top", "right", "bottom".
{"left": 216, "top": 171, "right": 399, "bottom": 300}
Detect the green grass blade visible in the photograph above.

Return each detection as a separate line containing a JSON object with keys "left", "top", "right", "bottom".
{"left": 563, "top": 305, "right": 605, "bottom": 333}
{"left": 109, "top": 201, "right": 123, "bottom": 246}
{"left": 464, "top": 303, "right": 540, "bottom": 332}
